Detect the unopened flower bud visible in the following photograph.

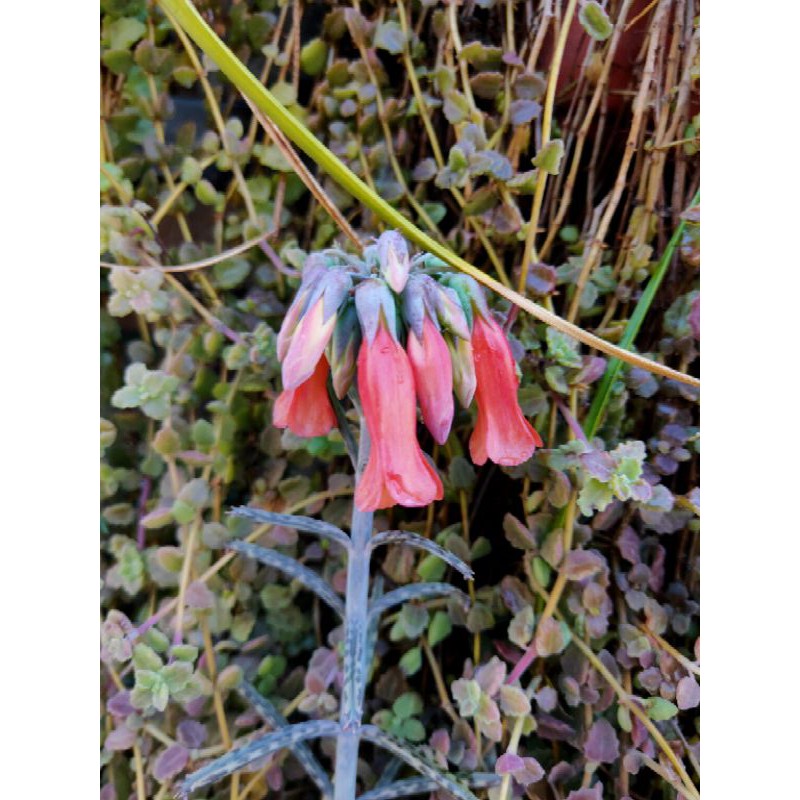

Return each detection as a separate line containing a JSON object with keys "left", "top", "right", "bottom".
{"left": 401, "top": 274, "right": 437, "bottom": 340}
{"left": 328, "top": 300, "right": 361, "bottom": 399}
{"left": 430, "top": 282, "right": 471, "bottom": 341}
{"left": 446, "top": 333, "right": 477, "bottom": 409}
{"left": 439, "top": 273, "right": 490, "bottom": 327}
{"left": 376, "top": 230, "right": 411, "bottom": 293}
{"left": 355, "top": 278, "right": 397, "bottom": 344}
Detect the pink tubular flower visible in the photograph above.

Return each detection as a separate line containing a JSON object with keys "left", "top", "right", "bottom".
{"left": 273, "top": 356, "right": 335, "bottom": 438}
{"left": 469, "top": 314, "right": 543, "bottom": 466}
{"left": 406, "top": 317, "right": 454, "bottom": 445}
{"left": 355, "top": 323, "right": 443, "bottom": 511}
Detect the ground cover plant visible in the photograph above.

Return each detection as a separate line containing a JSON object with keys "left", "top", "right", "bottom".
{"left": 100, "top": 1, "right": 700, "bottom": 798}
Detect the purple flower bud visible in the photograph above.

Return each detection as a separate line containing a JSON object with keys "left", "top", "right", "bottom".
{"left": 355, "top": 278, "right": 397, "bottom": 344}
{"left": 376, "top": 230, "right": 411, "bottom": 293}
{"left": 401, "top": 273, "right": 438, "bottom": 340}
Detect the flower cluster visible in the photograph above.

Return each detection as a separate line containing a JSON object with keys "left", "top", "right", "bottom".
{"left": 274, "top": 231, "right": 542, "bottom": 512}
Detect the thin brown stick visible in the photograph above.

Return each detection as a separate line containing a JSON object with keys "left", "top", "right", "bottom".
{"left": 243, "top": 97, "right": 362, "bottom": 250}
{"left": 100, "top": 231, "right": 272, "bottom": 272}
{"left": 539, "top": 0, "right": 635, "bottom": 261}
{"left": 567, "top": 0, "right": 673, "bottom": 320}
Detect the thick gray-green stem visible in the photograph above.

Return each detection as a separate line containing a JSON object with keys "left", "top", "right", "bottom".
{"left": 333, "top": 416, "right": 373, "bottom": 800}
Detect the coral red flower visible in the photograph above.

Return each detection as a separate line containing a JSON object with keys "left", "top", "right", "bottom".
{"left": 469, "top": 314, "right": 543, "bottom": 466}
{"left": 355, "top": 323, "right": 443, "bottom": 511}
{"left": 273, "top": 356, "right": 335, "bottom": 438}
{"left": 407, "top": 317, "right": 454, "bottom": 445}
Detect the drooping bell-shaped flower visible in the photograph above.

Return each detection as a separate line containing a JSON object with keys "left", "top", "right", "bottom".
{"left": 376, "top": 230, "right": 411, "bottom": 293}
{"left": 468, "top": 313, "right": 542, "bottom": 466}
{"left": 402, "top": 275, "right": 454, "bottom": 445}
{"left": 354, "top": 280, "right": 443, "bottom": 511}
{"left": 281, "top": 268, "right": 351, "bottom": 390}
{"left": 273, "top": 355, "right": 336, "bottom": 438}
{"left": 407, "top": 317, "right": 454, "bottom": 445}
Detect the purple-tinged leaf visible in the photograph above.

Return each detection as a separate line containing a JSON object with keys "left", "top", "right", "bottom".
{"left": 581, "top": 450, "right": 614, "bottom": 481}
{"left": 583, "top": 718, "right": 620, "bottom": 763}
{"left": 616, "top": 526, "right": 641, "bottom": 565}
{"left": 503, "top": 513, "right": 537, "bottom": 550}
{"left": 100, "top": 610, "right": 134, "bottom": 664}
{"left": 509, "top": 99, "right": 542, "bottom": 125}
{"left": 185, "top": 580, "right": 215, "bottom": 610}
{"left": 526, "top": 262, "right": 557, "bottom": 295}
{"left": 412, "top": 158, "right": 438, "bottom": 182}
{"left": 515, "top": 757, "right": 545, "bottom": 786}
{"left": 475, "top": 656, "right": 506, "bottom": 697}
{"left": 154, "top": 744, "right": 190, "bottom": 782}
{"left": 676, "top": 675, "right": 700, "bottom": 710}
{"left": 105, "top": 725, "right": 137, "bottom": 751}
{"left": 623, "top": 748, "right": 644, "bottom": 775}
{"left": 177, "top": 720, "right": 207, "bottom": 749}
{"left": 548, "top": 760, "right": 576, "bottom": 786}
{"left": 495, "top": 752, "right": 525, "bottom": 775}
{"left": 639, "top": 667, "right": 662, "bottom": 693}
{"left": 563, "top": 550, "right": 605, "bottom": 581}
{"left": 566, "top": 784, "right": 603, "bottom": 800}
{"left": 576, "top": 356, "right": 607, "bottom": 385}
{"left": 535, "top": 712, "right": 574, "bottom": 741}
{"left": 266, "top": 764, "right": 284, "bottom": 791}
{"left": 499, "top": 684, "right": 530, "bottom": 716}
{"left": 107, "top": 691, "right": 135, "bottom": 718}
{"left": 430, "top": 728, "right": 450, "bottom": 761}
{"left": 502, "top": 51, "right": 525, "bottom": 67}
{"left": 534, "top": 686, "right": 558, "bottom": 712}
{"left": 535, "top": 618, "right": 570, "bottom": 657}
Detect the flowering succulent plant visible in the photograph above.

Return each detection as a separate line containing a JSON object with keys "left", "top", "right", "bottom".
{"left": 273, "top": 231, "right": 542, "bottom": 511}
{"left": 101, "top": 2, "right": 700, "bottom": 799}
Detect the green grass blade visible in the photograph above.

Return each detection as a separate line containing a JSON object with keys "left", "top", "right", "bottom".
{"left": 583, "top": 191, "right": 700, "bottom": 440}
